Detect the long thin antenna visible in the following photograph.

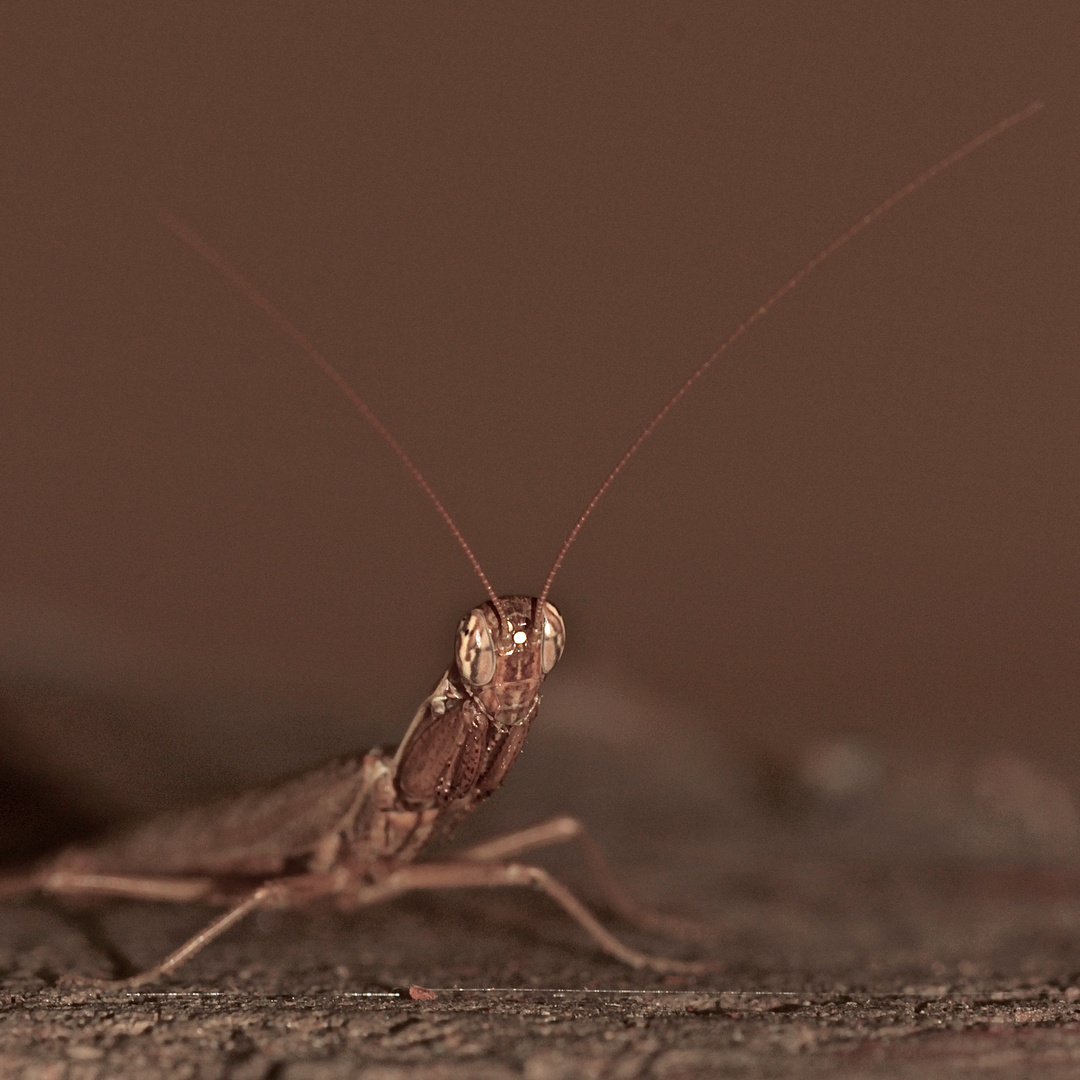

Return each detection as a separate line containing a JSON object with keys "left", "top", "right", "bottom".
{"left": 158, "top": 211, "right": 507, "bottom": 624}
{"left": 536, "top": 100, "right": 1044, "bottom": 616}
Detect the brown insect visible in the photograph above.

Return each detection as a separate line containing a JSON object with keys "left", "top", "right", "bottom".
{"left": 0, "top": 103, "right": 1042, "bottom": 986}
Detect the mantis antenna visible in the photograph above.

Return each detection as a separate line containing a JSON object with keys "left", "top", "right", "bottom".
{"left": 535, "top": 101, "right": 1044, "bottom": 618}
{"left": 158, "top": 211, "right": 509, "bottom": 629}
{"left": 159, "top": 100, "right": 1043, "bottom": 629}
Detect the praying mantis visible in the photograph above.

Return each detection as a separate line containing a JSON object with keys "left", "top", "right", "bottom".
{"left": 0, "top": 102, "right": 1043, "bottom": 986}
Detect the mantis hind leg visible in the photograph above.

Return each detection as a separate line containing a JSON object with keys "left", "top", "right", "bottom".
{"left": 98, "top": 884, "right": 278, "bottom": 988}
{"left": 70, "top": 874, "right": 347, "bottom": 987}
{"left": 2, "top": 868, "right": 238, "bottom": 984}
{"left": 2, "top": 870, "right": 333, "bottom": 987}
{"left": 12, "top": 869, "right": 217, "bottom": 903}
{"left": 345, "top": 859, "right": 709, "bottom": 974}
{"left": 3, "top": 854, "right": 710, "bottom": 981}
{"left": 459, "top": 816, "right": 717, "bottom": 943}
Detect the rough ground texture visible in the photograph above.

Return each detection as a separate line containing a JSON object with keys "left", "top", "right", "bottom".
{"left": 5, "top": 675, "right": 1080, "bottom": 1077}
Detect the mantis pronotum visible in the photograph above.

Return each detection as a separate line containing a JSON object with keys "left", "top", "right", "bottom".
{"left": 0, "top": 102, "right": 1042, "bottom": 986}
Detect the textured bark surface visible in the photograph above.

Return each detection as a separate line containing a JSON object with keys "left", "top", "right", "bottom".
{"left": 6, "top": 980, "right": 1080, "bottom": 1080}
{"left": 5, "top": 862, "right": 1080, "bottom": 1079}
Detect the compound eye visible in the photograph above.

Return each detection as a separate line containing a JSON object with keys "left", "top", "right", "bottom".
{"left": 456, "top": 608, "right": 496, "bottom": 686}
{"left": 540, "top": 601, "right": 565, "bottom": 674}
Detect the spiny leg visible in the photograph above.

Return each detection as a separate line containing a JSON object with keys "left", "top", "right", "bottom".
{"left": 37, "top": 871, "right": 218, "bottom": 904}
{"left": 3, "top": 869, "right": 231, "bottom": 983}
{"left": 99, "top": 872, "right": 351, "bottom": 988}
{"left": 347, "top": 860, "right": 707, "bottom": 974}
{"left": 7, "top": 872, "right": 324, "bottom": 988}
{"left": 460, "top": 816, "right": 716, "bottom": 943}
{"left": 101, "top": 884, "right": 279, "bottom": 988}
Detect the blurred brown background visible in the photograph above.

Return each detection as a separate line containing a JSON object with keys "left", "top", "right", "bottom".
{"left": 0, "top": 4, "right": 1077, "bottom": 834}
